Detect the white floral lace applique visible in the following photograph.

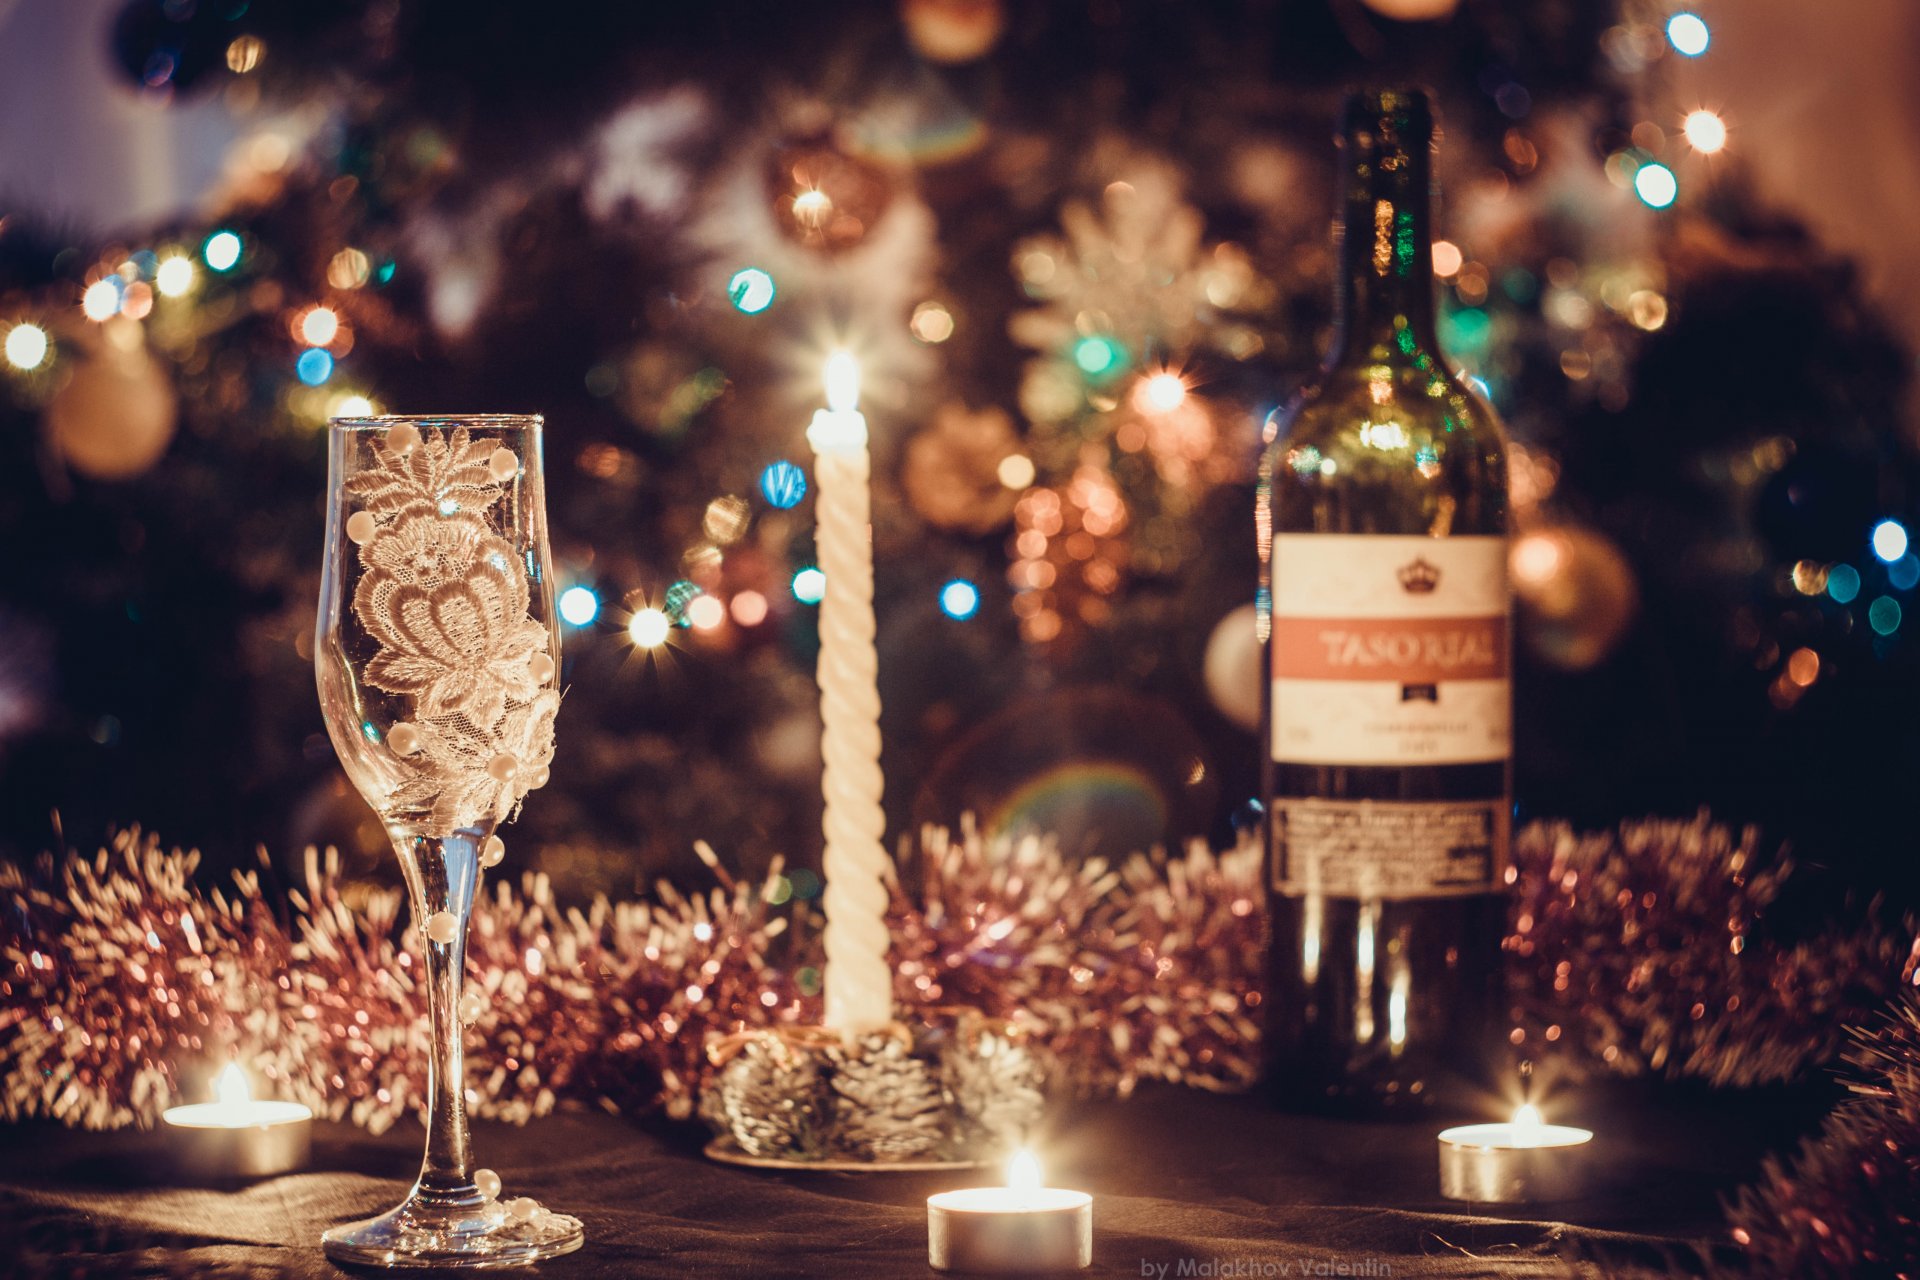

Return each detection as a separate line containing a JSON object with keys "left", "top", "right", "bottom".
{"left": 346, "top": 427, "right": 558, "bottom": 832}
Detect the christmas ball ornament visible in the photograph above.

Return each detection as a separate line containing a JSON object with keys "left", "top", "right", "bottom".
{"left": 487, "top": 447, "right": 518, "bottom": 481}
{"left": 901, "top": 0, "right": 1006, "bottom": 64}
{"left": 767, "top": 136, "right": 897, "bottom": 254}
{"left": 1510, "top": 525, "right": 1639, "bottom": 670}
{"left": 44, "top": 321, "right": 176, "bottom": 481}
{"left": 481, "top": 835, "right": 505, "bottom": 868}
{"left": 474, "top": 1168, "right": 501, "bottom": 1200}
{"left": 1202, "top": 604, "right": 1262, "bottom": 732}
{"left": 426, "top": 911, "right": 459, "bottom": 945}
{"left": 529, "top": 653, "right": 555, "bottom": 685}
{"left": 387, "top": 723, "right": 422, "bottom": 756}
{"left": 486, "top": 752, "right": 519, "bottom": 783}
{"left": 386, "top": 423, "right": 421, "bottom": 455}
{"left": 346, "top": 512, "right": 378, "bottom": 545}
{"left": 902, "top": 402, "right": 1023, "bottom": 534}
{"left": 1357, "top": 0, "right": 1461, "bottom": 20}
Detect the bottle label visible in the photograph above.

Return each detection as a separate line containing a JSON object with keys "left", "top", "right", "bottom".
{"left": 1270, "top": 534, "right": 1509, "bottom": 765}
{"left": 1272, "top": 797, "right": 1505, "bottom": 897}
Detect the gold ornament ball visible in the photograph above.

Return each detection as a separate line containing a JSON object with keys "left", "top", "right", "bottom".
{"left": 767, "top": 137, "right": 896, "bottom": 253}
{"left": 1357, "top": 0, "right": 1461, "bottom": 19}
{"left": 1511, "top": 525, "right": 1639, "bottom": 671}
{"left": 1202, "top": 604, "right": 1262, "bottom": 731}
{"left": 901, "top": 0, "right": 1006, "bottom": 64}
{"left": 44, "top": 322, "right": 177, "bottom": 480}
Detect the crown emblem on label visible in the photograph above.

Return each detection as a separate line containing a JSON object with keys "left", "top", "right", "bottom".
{"left": 1397, "top": 557, "right": 1440, "bottom": 593}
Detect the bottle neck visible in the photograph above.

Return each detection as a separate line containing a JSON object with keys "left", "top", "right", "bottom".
{"left": 1330, "top": 99, "right": 1439, "bottom": 365}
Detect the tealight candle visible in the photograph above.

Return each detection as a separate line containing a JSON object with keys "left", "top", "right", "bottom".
{"left": 1437, "top": 1103, "right": 1593, "bottom": 1204}
{"left": 928, "top": 1150, "right": 1092, "bottom": 1274}
{"left": 162, "top": 1063, "right": 313, "bottom": 1181}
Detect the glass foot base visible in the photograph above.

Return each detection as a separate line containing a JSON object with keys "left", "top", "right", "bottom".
{"left": 322, "top": 1195, "right": 584, "bottom": 1270}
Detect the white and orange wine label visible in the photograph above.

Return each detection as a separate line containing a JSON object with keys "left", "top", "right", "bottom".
{"left": 1269, "top": 534, "right": 1509, "bottom": 766}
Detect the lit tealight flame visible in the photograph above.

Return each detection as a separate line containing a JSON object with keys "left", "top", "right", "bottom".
{"left": 824, "top": 350, "right": 860, "bottom": 414}
{"left": 1008, "top": 1149, "right": 1041, "bottom": 1195}
{"left": 214, "top": 1061, "right": 253, "bottom": 1107}
{"left": 1510, "top": 1102, "right": 1545, "bottom": 1147}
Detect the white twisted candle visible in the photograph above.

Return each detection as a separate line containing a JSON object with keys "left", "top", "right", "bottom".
{"left": 808, "top": 353, "right": 894, "bottom": 1037}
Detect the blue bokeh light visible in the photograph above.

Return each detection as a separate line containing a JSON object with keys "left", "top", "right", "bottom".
{"left": 1869, "top": 595, "right": 1903, "bottom": 636}
{"left": 792, "top": 567, "right": 825, "bottom": 605}
{"left": 558, "top": 585, "right": 600, "bottom": 626}
{"left": 296, "top": 347, "right": 334, "bottom": 385}
{"left": 728, "top": 267, "right": 775, "bottom": 314}
{"left": 761, "top": 460, "right": 807, "bottom": 509}
{"left": 1667, "top": 12, "right": 1710, "bottom": 57}
{"left": 1871, "top": 518, "right": 1909, "bottom": 563}
{"left": 939, "top": 578, "right": 980, "bottom": 620}
{"left": 1827, "top": 564, "right": 1861, "bottom": 605}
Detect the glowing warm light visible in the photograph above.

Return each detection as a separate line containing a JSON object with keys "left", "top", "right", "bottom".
{"left": 214, "top": 1062, "right": 253, "bottom": 1107}
{"left": 1512, "top": 1103, "right": 1543, "bottom": 1132}
{"left": 628, "top": 607, "right": 672, "bottom": 649}
{"left": 1135, "top": 371, "right": 1188, "bottom": 415}
{"left": 4, "top": 322, "right": 49, "bottom": 371}
{"left": 203, "top": 230, "right": 243, "bottom": 272}
{"left": 300, "top": 306, "right": 341, "bottom": 347}
{"left": 1787, "top": 647, "right": 1820, "bottom": 687}
{"left": 940, "top": 578, "right": 981, "bottom": 620}
{"left": 728, "top": 267, "right": 775, "bottom": 314}
{"left": 226, "top": 35, "right": 265, "bottom": 73}
{"left": 1432, "top": 240, "right": 1464, "bottom": 277}
{"left": 1511, "top": 532, "right": 1566, "bottom": 587}
{"left": 824, "top": 351, "right": 860, "bottom": 413}
{"left": 328, "top": 248, "right": 372, "bottom": 290}
{"left": 1666, "top": 12, "right": 1710, "bottom": 57}
{"left": 793, "top": 188, "right": 833, "bottom": 227}
{"left": 1871, "top": 519, "right": 1908, "bottom": 563}
{"left": 1008, "top": 1150, "right": 1041, "bottom": 1195}
{"left": 730, "top": 589, "right": 769, "bottom": 626}
{"left": 1682, "top": 109, "right": 1727, "bottom": 154}
{"left": 1633, "top": 162, "right": 1678, "bottom": 209}
{"left": 997, "top": 454, "right": 1036, "bottom": 490}
{"left": 792, "top": 566, "right": 826, "bottom": 605}
{"left": 686, "top": 595, "right": 725, "bottom": 630}
{"left": 155, "top": 255, "right": 195, "bottom": 298}
{"left": 331, "top": 393, "right": 376, "bottom": 418}
{"left": 82, "top": 279, "right": 122, "bottom": 321}
{"left": 910, "top": 301, "right": 955, "bottom": 344}
{"left": 558, "top": 585, "right": 600, "bottom": 626}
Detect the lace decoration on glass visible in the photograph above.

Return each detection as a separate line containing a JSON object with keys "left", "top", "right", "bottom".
{"left": 347, "top": 427, "right": 558, "bottom": 832}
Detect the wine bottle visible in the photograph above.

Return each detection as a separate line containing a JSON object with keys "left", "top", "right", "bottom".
{"left": 1257, "top": 88, "right": 1510, "bottom": 1112}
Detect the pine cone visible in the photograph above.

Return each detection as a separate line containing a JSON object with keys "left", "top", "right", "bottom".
{"left": 827, "top": 1033, "right": 947, "bottom": 1161}
{"left": 711, "top": 1036, "right": 826, "bottom": 1158}
{"left": 943, "top": 1028, "right": 1045, "bottom": 1157}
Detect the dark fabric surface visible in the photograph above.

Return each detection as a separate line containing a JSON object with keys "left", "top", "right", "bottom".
{"left": 0, "top": 1083, "right": 1827, "bottom": 1278}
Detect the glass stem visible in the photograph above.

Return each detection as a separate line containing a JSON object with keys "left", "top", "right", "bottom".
{"left": 396, "top": 830, "right": 485, "bottom": 1208}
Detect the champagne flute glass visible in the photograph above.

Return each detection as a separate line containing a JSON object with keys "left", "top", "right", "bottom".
{"left": 314, "top": 415, "right": 583, "bottom": 1267}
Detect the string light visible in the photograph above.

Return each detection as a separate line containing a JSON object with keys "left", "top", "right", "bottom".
{"left": 728, "top": 267, "right": 775, "bottom": 314}
{"left": 296, "top": 348, "right": 334, "bottom": 385}
{"left": 1666, "top": 12, "right": 1710, "bottom": 57}
{"left": 1871, "top": 519, "right": 1908, "bottom": 563}
{"left": 1432, "top": 240, "right": 1464, "bottom": 277}
{"left": 558, "top": 586, "right": 600, "bottom": 626}
{"left": 1134, "top": 370, "right": 1188, "bottom": 415}
{"left": 791, "top": 567, "right": 825, "bottom": 605}
{"left": 628, "top": 607, "right": 671, "bottom": 649}
{"left": 82, "top": 279, "right": 122, "bottom": 321}
{"left": 299, "top": 306, "right": 341, "bottom": 347}
{"left": 203, "top": 230, "right": 243, "bottom": 272}
{"left": 686, "top": 595, "right": 726, "bottom": 630}
{"left": 997, "top": 454, "right": 1036, "bottom": 490}
{"left": 1682, "top": 109, "right": 1727, "bottom": 154}
{"left": 910, "top": 301, "right": 955, "bottom": 344}
{"left": 4, "top": 322, "right": 49, "bottom": 371}
{"left": 730, "top": 590, "right": 769, "bottom": 626}
{"left": 939, "top": 579, "right": 981, "bottom": 620}
{"left": 155, "top": 255, "right": 195, "bottom": 297}
{"left": 1633, "top": 162, "right": 1678, "bottom": 209}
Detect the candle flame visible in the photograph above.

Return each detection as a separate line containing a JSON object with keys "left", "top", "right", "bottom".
{"left": 824, "top": 351, "right": 860, "bottom": 414}
{"left": 213, "top": 1062, "right": 252, "bottom": 1107}
{"left": 1008, "top": 1149, "right": 1041, "bottom": 1194}
{"left": 1510, "top": 1102, "right": 1545, "bottom": 1147}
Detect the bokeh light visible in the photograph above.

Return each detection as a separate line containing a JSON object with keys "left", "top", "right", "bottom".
{"left": 997, "top": 454, "right": 1036, "bottom": 490}
{"left": 628, "top": 607, "right": 671, "bottom": 649}
{"left": 1786, "top": 647, "right": 1820, "bottom": 687}
{"left": 686, "top": 595, "right": 726, "bottom": 630}
{"left": 939, "top": 578, "right": 981, "bottom": 620}
{"left": 1134, "top": 371, "right": 1188, "bottom": 415}
{"left": 331, "top": 393, "right": 376, "bottom": 419}
{"left": 1073, "top": 335, "right": 1123, "bottom": 378}
{"left": 1869, "top": 596, "right": 1903, "bottom": 636}
{"left": 1666, "top": 12, "right": 1710, "bottom": 57}
{"left": 1891, "top": 555, "right": 1920, "bottom": 591}
{"left": 296, "top": 348, "right": 334, "bottom": 385}
{"left": 1827, "top": 564, "right": 1861, "bottom": 604}
{"left": 300, "top": 306, "right": 341, "bottom": 347}
{"left": 4, "top": 323, "right": 49, "bottom": 371}
{"left": 329, "top": 248, "right": 372, "bottom": 290}
{"left": 910, "top": 301, "right": 955, "bottom": 343}
{"left": 730, "top": 590, "right": 769, "bottom": 626}
{"left": 203, "top": 230, "right": 243, "bottom": 272}
{"left": 728, "top": 267, "right": 775, "bottom": 314}
{"left": 1682, "top": 110, "right": 1727, "bottom": 154}
{"left": 1432, "top": 240, "right": 1464, "bottom": 277}
{"left": 792, "top": 567, "right": 825, "bottom": 605}
{"left": 155, "top": 255, "right": 195, "bottom": 298}
{"left": 82, "top": 278, "right": 122, "bottom": 321}
{"left": 760, "top": 460, "right": 807, "bottom": 509}
{"left": 559, "top": 586, "right": 600, "bottom": 627}
{"left": 1633, "top": 162, "right": 1678, "bottom": 209}
{"left": 1871, "top": 518, "right": 1908, "bottom": 562}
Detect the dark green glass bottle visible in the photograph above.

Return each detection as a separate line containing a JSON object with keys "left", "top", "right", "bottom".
{"left": 1257, "top": 88, "right": 1510, "bottom": 1113}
